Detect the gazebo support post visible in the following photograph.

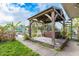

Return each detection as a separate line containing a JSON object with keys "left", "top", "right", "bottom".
{"left": 51, "top": 11, "right": 56, "bottom": 47}
{"left": 29, "top": 20, "right": 32, "bottom": 38}
{"left": 71, "top": 18, "right": 73, "bottom": 40}
{"left": 63, "top": 19, "right": 66, "bottom": 39}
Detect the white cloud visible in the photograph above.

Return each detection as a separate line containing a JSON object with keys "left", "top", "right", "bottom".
{"left": 0, "top": 3, "right": 32, "bottom": 25}
{"left": 0, "top": 3, "right": 9, "bottom": 12}
{"left": 0, "top": 3, "right": 63, "bottom": 26}
{"left": 12, "top": 8, "right": 32, "bottom": 25}
{"left": 7, "top": 5, "right": 21, "bottom": 13}
{"left": 0, "top": 3, "right": 15, "bottom": 25}
{"left": 0, "top": 12, "right": 14, "bottom": 22}
{"left": 0, "top": 3, "right": 53, "bottom": 25}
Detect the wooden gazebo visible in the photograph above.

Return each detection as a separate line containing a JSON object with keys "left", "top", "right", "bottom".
{"left": 28, "top": 7, "right": 68, "bottom": 49}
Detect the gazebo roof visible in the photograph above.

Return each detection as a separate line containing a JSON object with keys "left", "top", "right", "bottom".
{"left": 28, "top": 7, "right": 65, "bottom": 23}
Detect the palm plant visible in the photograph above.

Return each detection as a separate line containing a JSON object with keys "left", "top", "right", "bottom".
{"left": 0, "top": 24, "right": 11, "bottom": 41}
{"left": 0, "top": 21, "right": 21, "bottom": 41}
{"left": 8, "top": 21, "right": 21, "bottom": 32}
{"left": 8, "top": 21, "right": 21, "bottom": 36}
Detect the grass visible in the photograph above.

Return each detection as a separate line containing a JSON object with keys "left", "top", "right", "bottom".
{"left": 0, "top": 40, "right": 40, "bottom": 56}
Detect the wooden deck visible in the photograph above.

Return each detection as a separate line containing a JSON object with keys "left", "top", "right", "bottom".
{"left": 33, "top": 37, "right": 68, "bottom": 50}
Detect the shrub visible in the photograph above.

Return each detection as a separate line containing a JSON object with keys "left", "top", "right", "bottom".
{"left": 32, "top": 33, "right": 37, "bottom": 37}
{"left": 0, "top": 32, "right": 16, "bottom": 42}
{"left": 23, "top": 34, "right": 30, "bottom": 40}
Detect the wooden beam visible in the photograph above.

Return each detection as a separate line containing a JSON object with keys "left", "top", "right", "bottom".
{"left": 32, "top": 19, "right": 43, "bottom": 23}
{"left": 45, "top": 13, "right": 58, "bottom": 22}
{"left": 44, "top": 11, "right": 59, "bottom": 47}
{"left": 77, "top": 26, "right": 79, "bottom": 40}
{"left": 51, "top": 11, "right": 55, "bottom": 47}
{"left": 71, "top": 19, "right": 72, "bottom": 40}
{"left": 54, "top": 14, "right": 58, "bottom": 20}
{"left": 54, "top": 9, "right": 65, "bottom": 20}
{"left": 63, "top": 19, "right": 66, "bottom": 38}
{"left": 45, "top": 14, "right": 52, "bottom": 21}
{"left": 29, "top": 20, "right": 33, "bottom": 38}
{"left": 28, "top": 9, "right": 54, "bottom": 20}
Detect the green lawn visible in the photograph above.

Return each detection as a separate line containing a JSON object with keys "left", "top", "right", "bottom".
{"left": 0, "top": 40, "right": 39, "bottom": 56}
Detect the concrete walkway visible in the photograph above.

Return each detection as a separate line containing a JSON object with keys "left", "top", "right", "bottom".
{"left": 16, "top": 35, "right": 79, "bottom": 56}
{"left": 56, "top": 41, "right": 79, "bottom": 56}
{"left": 16, "top": 35, "right": 58, "bottom": 56}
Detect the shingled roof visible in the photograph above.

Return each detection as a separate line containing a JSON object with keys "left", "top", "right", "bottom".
{"left": 62, "top": 3, "right": 79, "bottom": 18}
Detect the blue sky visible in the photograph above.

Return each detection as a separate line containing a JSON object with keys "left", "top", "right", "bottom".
{"left": 0, "top": 3, "right": 68, "bottom": 26}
